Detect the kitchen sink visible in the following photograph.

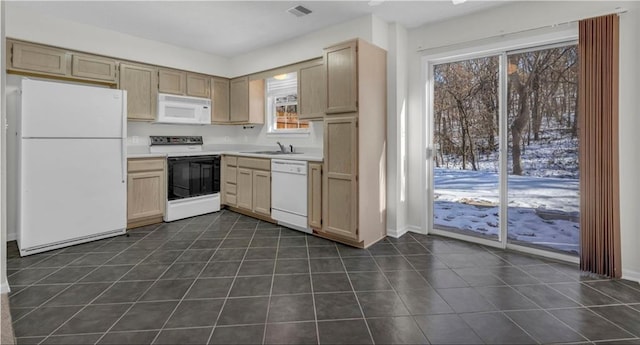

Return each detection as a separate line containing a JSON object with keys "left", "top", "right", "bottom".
{"left": 242, "top": 151, "right": 304, "bottom": 155}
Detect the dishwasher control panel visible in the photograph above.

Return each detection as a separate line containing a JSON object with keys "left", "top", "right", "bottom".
{"left": 271, "top": 160, "right": 307, "bottom": 174}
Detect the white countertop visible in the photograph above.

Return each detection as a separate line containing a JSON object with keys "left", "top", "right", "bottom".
{"left": 127, "top": 145, "right": 323, "bottom": 162}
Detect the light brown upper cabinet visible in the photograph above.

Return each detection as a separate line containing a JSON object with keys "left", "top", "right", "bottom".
{"left": 320, "top": 38, "right": 386, "bottom": 248}
{"left": 298, "top": 59, "right": 325, "bottom": 120}
{"left": 158, "top": 68, "right": 186, "bottom": 95}
{"left": 324, "top": 40, "right": 358, "bottom": 114}
{"left": 186, "top": 73, "right": 210, "bottom": 98}
{"left": 119, "top": 63, "right": 158, "bottom": 121}
{"left": 159, "top": 70, "right": 210, "bottom": 98}
{"left": 71, "top": 54, "right": 117, "bottom": 82}
{"left": 9, "top": 41, "right": 69, "bottom": 76}
{"left": 229, "top": 76, "right": 265, "bottom": 124}
{"left": 211, "top": 77, "right": 230, "bottom": 123}
{"left": 8, "top": 40, "right": 119, "bottom": 84}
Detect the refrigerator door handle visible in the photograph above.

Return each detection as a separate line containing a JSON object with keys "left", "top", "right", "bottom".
{"left": 121, "top": 91, "right": 127, "bottom": 183}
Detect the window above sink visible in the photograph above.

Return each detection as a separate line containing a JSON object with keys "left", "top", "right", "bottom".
{"left": 266, "top": 72, "right": 310, "bottom": 135}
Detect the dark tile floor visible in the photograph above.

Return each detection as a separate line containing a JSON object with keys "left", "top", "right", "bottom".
{"left": 7, "top": 210, "right": 640, "bottom": 344}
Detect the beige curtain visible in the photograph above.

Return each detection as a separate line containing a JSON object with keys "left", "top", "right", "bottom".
{"left": 578, "top": 14, "right": 621, "bottom": 278}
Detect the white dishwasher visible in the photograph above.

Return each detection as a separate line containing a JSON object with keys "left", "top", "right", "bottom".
{"left": 271, "top": 159, "right": 311, "bottom": 233}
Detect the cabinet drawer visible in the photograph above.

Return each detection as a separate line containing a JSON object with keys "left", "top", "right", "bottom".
{"left": 225, "top": 182, "right": 237, "bottom": 195}
{"left": 128, "top": 158, "right": 165, "bottom": 173}
{"left": 225, "top": 156, "right": 238, "bottom": 166}
{"left": 225, "top": 166, "right": 237, "bottom": 184}
{"left": 238, "top": 157, "right": 270, "bottom": 171}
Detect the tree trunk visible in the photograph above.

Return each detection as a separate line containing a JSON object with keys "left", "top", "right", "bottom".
{"left": 511, "top": 82, "right": 530, "bottom": 175}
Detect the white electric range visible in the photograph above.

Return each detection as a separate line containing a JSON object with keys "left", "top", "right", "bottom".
{"left": 149, "top": 136, "right": 221, "bottom": 221}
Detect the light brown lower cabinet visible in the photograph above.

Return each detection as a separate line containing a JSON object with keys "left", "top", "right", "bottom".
{"left": 308, "top": 162, "right": 322, "bottom": 229}
{"left": 236, "top": 168, "right": 253, "bottom": 210}
{"left": 127, "top": 157, "right": 166, "bottom": 229}
{"left": 323, "top": 117, "right": 358, "bottom": 240}
{"left": 252, "top": 170, "right": 271, "bottom": 217}
{"left": 222, "top": 156, "right": 271, "bottom": 219}
{"left": 222, "top": 156, "right": 238, "bottom": 206}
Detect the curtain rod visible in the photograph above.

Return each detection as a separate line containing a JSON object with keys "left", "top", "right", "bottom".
{"left": 416, "top": 8, "right": 628, "bottom": 53}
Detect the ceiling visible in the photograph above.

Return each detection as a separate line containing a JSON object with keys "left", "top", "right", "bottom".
{"left": 9, "top": 1, "right": 508, "bottom": 58}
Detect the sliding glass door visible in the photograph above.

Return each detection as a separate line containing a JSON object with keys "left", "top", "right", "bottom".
{"left": 430, "top": 43, "right": 580, "bottom": 258}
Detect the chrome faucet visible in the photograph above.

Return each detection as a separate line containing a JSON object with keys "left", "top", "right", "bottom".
{"left": 277, "top": 141, "right": 286, "bottom": 153}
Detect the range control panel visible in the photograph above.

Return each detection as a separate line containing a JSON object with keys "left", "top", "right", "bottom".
{"left": 150, "top": 136, "right": 203, "bottom": 146}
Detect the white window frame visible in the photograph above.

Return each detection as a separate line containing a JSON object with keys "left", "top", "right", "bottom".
{"left": 266, "top": 73, "right": 310, "bottom": 136}
{"left": 421, "top": 26, "right": 580, "bottom": 264}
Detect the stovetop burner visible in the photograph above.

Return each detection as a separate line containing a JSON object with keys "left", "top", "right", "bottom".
{"left": 149, "top": 136, "right": 204, "bottom": 154}
{"left": 150, "top": 136, "right": 203, "bottom": 146}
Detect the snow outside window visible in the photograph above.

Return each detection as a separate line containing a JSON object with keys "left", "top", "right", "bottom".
{"left": 266, "top": 72, "right": 310, "bottom": 135}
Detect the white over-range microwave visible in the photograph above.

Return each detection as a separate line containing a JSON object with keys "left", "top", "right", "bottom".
{"left": 156, "top": 93, "right": 211, "bottom": 125}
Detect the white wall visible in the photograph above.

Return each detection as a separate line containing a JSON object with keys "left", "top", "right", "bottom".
{"left": 385, "top": 23, "right": 409, "bottom": 237}
{"left": 0, "top": 1, "right": 8, "bottom": 293}
{"left": 230, "top": 15, "right": 372, "bottom": 76}
{"left": 406, "top": 1, "right": 640, "bottom": 280}
{"left": 5, "top": 5, "right": 231, "bottom": 77}
{"left": 127, "top": 121, "right": 324, "bottom": 151}
{"left": 229, "top": 15, "right": 387, "bottom": 77}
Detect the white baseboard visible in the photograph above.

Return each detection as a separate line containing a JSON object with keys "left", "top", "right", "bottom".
{"left": 387, "top": 226, "right": 408, "bottom": 238}
{"left": 0, "top": 278, "right": 10, "bottom": 294}
{"left": 7, "top": 230, "right": 16, "bottom": 242}
{"left": 407, "top": 225, "right": 424, "bottom": 234}
{"left": 622, "top": 268, "right": 640, "bottom": 283}
{"left": 387, "top": 225, "right": 423, "bottom": 238}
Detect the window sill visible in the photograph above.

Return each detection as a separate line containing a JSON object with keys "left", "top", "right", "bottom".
{"left": 266, "top": 131, "right": 311, "bottom": 138}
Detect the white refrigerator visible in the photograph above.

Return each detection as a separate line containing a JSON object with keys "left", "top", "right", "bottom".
{"left": 17, "top": 79, "right": 128, "bottom": 256}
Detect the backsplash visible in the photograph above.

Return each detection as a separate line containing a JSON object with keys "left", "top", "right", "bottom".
{"left": 127, "top": 120, "right": 324, "bottom": 149}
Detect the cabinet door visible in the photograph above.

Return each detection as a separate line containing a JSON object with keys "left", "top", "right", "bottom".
{"left": 324, "top": 41, "right": 358, "bottom": 114}
{"left": 230, "top": 77, "right": 249, "bottom": 122}
{"left": 158, "top": 69, "right": 186, "bottom": 95}
{"left": 236, "top": 168, "right": 253, "bottom": 210}
{"left": 71, "top": 54, "right": 117, "bottom": 82}
{"left": 252, "top": 170, "right": 271, "bottom": 217}
{"left": 127, "top": 170, "right": 165, "bottom": 222}
{"left": 323, "top": 117, "right": 358, "bottom": 239}
{"left": 187, "top": 73, "right": 211, "bottom": 98}
{"left": 308, "top": 162, "right": 322, "bottom": 229}
{"left": 120, "top": 63, "right": 158, "bottom": 121}
{"left": 10, "top": 42, "right": 68, "bottom": 76}
{"left": 299, "top": 61, "right": 325, "bottom": 120}
{"left": 211, "top": 77, "right": 230, "bottom": 123}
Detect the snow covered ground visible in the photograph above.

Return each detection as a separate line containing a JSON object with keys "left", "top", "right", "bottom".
{"left": 434, "top": 168, "right": 579, "bottom": 254}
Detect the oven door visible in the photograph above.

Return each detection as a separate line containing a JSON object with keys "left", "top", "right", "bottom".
{"left": 167, "top": 155, "right": 220, "bottom": 201}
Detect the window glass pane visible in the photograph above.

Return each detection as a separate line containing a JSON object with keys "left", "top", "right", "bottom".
{"left": 506, "top": 45, "right": 579, "bottom": 255}
{"left": 266, "top": 72, "right": 309, "bottom": 133}
{"left": 432, "top": 56, "right": 500, "bottom": 241}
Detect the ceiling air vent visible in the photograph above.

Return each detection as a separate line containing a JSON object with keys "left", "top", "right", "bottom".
{"left": 287, "top": 5, "right": 312, "bottom": 17}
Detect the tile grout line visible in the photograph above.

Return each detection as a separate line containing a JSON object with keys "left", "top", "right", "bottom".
{"left": 86, "top": 218, "right": 197, "bottom": 345}
{"left": 10, "top": 234, "right": 148, "bottom": 337}
{"left": 260, "top": 221, "right": 282, "bottom": 345}
{"left": 205, "top": 215, "right": 260, "bottom": 345}
{"left": 335, "top": 243, "right": 375, "bottom": 345}
{"left": 305, "top": 235, "right": 321, "bottom": 345}
{"left": 148, "top": 211, "right": 236, "bottom": 344}
{"left": 383, "top": 238, "right": 489, "bottom": 344}
{"left": 32, "top": 222, "right": 182, "bottom": 344}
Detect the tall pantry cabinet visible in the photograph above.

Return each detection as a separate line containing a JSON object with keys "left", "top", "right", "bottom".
{"left": 320, "top": 39, "right": 387, "bottom": 248}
